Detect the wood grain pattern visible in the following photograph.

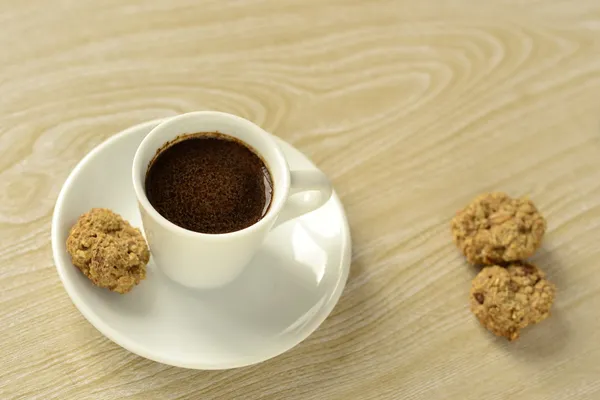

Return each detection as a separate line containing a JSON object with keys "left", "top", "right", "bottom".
{"left": 2, "top": 0, "right": 600, "bottom": 398}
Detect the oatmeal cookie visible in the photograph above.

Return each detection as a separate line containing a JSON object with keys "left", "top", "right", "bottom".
{"left": 66, "top": 208, "right": 150, "bottom": 293}
{"left": 451, "top": 192, "right": 546, "bottom": 265}
{"left": 470, "top": 263, "right": 555, "bottom": 341}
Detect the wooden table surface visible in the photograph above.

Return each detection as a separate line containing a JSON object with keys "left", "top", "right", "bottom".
{"left": 2, "top": 0, "right": 600, "bottom": 399}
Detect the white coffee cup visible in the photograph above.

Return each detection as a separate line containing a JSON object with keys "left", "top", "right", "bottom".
{"left": 132, "top": 111, "right": 332, "bottom": 288}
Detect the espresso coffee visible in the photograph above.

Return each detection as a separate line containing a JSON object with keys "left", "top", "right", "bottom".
{"left": 145, "top": 133, "right": 273, "bottom": 234}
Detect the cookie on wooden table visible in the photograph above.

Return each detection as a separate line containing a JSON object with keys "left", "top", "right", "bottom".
{"left": 451, "top": 192, "right": 546, "bottom": 265}
{"left": 470, "top": 262, "right": 555, "bottom": 341}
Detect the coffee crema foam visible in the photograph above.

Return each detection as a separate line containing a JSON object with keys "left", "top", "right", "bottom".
{"left": 145, "top": 133, "right": 273, "bottom": 234}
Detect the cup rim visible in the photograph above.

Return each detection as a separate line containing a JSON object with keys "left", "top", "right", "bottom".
{"left": 132, "top": 111, "right": 291, "bottom": 240}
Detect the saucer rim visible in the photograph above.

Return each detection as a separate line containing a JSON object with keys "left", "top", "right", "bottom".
{"left": 51, "top": 119, "right": 351, "bottom": 369}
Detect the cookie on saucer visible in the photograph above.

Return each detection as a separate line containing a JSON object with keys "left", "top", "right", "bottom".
{"left": 66, "top": 208, "right": 149, "bottom": 294}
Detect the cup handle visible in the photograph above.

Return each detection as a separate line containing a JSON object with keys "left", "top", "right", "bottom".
{"left": 273, "top": 170, "right": 333, "bottom": 228}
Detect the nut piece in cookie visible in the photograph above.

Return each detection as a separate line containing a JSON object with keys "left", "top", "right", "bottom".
{"left": 451, "top": 192, "right": 546, "bottom": 265}
{"left": 470, "top": 263, "right": 555, "bottom": 341}
{"left": 66, "top": 208, "right": 150, "bottom": 294}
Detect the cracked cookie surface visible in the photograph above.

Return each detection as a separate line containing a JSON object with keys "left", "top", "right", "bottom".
{"left": 470, "top": 263, "right": 555, "bottom": 341}
{"left": 451, "top": 192, "right": 546, "bottom": 265}
{"left": 66, "top": 208, "right": 150, "bottom": 293}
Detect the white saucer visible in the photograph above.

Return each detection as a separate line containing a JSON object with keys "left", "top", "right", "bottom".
{"left": 51, "top": 120, "right": 351, "bottom": 369}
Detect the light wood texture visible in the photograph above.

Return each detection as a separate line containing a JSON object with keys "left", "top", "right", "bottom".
{"left": 2, "top": 0, "right": 600, "bottom": 398}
